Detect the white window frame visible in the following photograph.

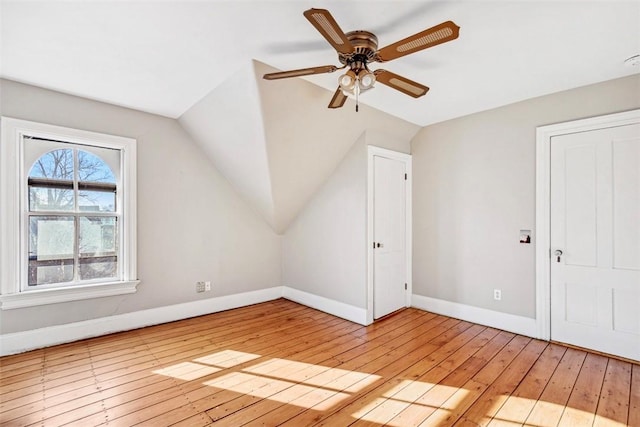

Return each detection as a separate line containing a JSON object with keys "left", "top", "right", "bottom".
{"left": 0, "top": 117, "right": 139, "bottom": 309}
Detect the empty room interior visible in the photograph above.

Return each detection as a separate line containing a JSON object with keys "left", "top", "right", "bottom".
{"left": 0, "top": 1, "right": 639, "bottom": 426}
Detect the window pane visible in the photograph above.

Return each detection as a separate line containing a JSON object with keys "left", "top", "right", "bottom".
{"left": 79, "top": 256, "right": 117, "bottom": 281}
{"left": 78, "top": 150, "right": 116, "bottom": 183}
{"left": 28, "top": 148, "right": 75, "bottom": 211}
{"left": 29, "top": 185, "right": 75, "bottom": 211}
{"left": 29, "top": 216, "right": 75, "bottom": 286}
{"left": 78, "top": 150, "right": 117, "bottom": 212}
{"left": 28, "top": 149, "right": 74, "bottom": 180}
{"left": 79, "top": 217, "right": 118, "bottom": 280}
{"left": 78, "top": 189, "right": 116, "bottom": 212}
{"left": 79, "top": 217, "right": 117, "bottom": 255}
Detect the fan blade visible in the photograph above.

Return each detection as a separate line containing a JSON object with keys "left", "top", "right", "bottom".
{"left": 328, "top": 88, "right": 347, "bottom": 109}
{"left": 376, "top": 21, "right": 460, "bottom": 62}
{"left": 303, "top": 8, "right": 355, "bottom": 55}
{"left": 263, "top": 65, "right": 338, "bottom": 80}
{"left": 374, "top": 70, "right": 429, "bottom": 98}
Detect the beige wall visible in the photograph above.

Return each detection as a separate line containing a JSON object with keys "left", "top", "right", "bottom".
{"left": 411, "top": 74, "right": 640, "bottom": 318}
{"left": 283, "top": 130, "right": 410, "bottom": 309}
{"left": 0, "top": 79, "right": 282, "bottom": 334}
{"left": 2, "top": 72, "right": 638, "bottom": 335}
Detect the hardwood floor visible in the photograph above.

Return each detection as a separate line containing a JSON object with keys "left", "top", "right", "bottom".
{"left": 1, "top": 299, "right": 638, "bottom": 426}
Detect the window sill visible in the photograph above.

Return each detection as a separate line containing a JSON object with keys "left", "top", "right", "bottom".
{"left": 0, "top": 280, "right": 140, "bottom": 310}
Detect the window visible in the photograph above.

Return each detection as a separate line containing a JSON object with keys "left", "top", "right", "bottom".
{"left": 27, "top": 144, "right": 119, "bottom": 287}
{"left": 0, "top": 117, "right": 138, "bottom": 309}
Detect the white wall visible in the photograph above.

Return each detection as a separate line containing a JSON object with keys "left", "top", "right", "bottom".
{"left": 0, "top": 79, "right": 282, "bottom": 334}
{"left": 256, "top": 61, "right": 420, "bottom": 235}
{"left": 411, "top": 74, "right": 640, "bottom": 319}
{"left": 283, "top": 130, "right": 410, "bottom": 311}
{"left": 179, "top": 61, "right": 276, "bottom": 232}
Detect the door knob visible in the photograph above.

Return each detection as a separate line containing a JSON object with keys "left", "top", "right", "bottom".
{"left": 554, "top": 249, "right": 563, "bottom": 262}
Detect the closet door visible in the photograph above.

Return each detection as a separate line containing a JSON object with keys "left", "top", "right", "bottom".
{"left": 550, "top": 124, "right": 640, "bottom": 360}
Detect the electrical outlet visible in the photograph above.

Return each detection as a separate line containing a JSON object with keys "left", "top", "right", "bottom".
{"left": 196, "top": 281, "right": 205, "bottom": 293}
{"left": 205, "top": 281, "right": 211, "bottom": 291}
{"left": 494, "top": 289, "right": 502, "bottom": 301}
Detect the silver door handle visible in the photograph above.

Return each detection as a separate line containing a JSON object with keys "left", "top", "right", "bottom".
{"left": 554, "top": 249, "right": 563, "bottom": 262}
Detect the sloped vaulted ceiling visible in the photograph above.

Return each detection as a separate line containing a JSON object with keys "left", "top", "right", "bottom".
{"left": 178, "top": 62, "right": 276, "bottom": 231}
{"left": 3, "top": 1, "right": 638, "bottom": 233}
{"left": 179, "top": 60, "right": 419, "bottom": 234}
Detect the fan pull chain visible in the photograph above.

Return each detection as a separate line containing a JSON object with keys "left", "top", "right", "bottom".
{"left": 355, "top": 79, "right": 360, "bottom": 112}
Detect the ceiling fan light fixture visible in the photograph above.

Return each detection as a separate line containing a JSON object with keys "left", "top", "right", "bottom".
{"left": 338, "top": 70, "right": 357, "bottom": 91}
{"left": 358, "top": 70, "right": 376, "bottom": 90}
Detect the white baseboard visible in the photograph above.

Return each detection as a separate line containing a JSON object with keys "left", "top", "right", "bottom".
{"left": 0, "top": 285, "right": 399, "bottom": 356}
{"left": 0, "top": 287, "right": 283, "bottom": 356}
{"left": 0, "top": 288, "right": 540, "bottom": 356}
{"left": 411, "top": 294, "right": 539, "bottom": 338}
{"left": 282, "top": 286, "right": 367, "bottom": 325}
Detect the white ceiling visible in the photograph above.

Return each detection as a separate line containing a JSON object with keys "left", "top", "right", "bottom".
{"left": 2, "top": 0, "right": 639, "bottom": 127}
{"left": 2, "top": 1, "right": 639, "bottom": 234}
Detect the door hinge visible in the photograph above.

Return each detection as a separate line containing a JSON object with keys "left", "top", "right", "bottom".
{"left": 404, "top": 283, "right": 407, "bottom": 290}
{"left": 404, "top": 173, "right": 407, "bottom": 180}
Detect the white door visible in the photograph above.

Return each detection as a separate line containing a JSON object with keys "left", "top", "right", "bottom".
{"left": 373, "top": 155, "right": 407, "bottom": 319}
{"left": 550, "top": 123, "right": 640, "bottom": 361}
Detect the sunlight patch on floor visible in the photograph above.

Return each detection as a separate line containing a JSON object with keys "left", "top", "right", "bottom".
{"left": 152, "top": 349, "right": 381, "bottom": 410}
{"left": 152, "top": 361, "right": 220, "bottom": 381}
{"left": 351, "top": 379, "right": 469, "bottom": 426}
{"left": 487, "top": 394, "right": 537, "bottom": 425}
{"left": 153, "top": 349, "right": 261, "bottom": 380}
{"left": 285, "top": 385, "right": 356, "bottom": 411}
{"left": 243, "top": 358, "right": 373, "bottom": 389}
{"left": 194, "top": 349, "right": 261, "bottom": 368}
{"left": 423, "top": 384, "right": 475, "bottom": 425}
{"left": 384, "top": 379, "right": 437, "bottom": 399}
{"left": 204, "top": 372, "right": 352, "bottom": 409}
{"left": 489, "top": 396, "right": 627, "bottom": 427}
{"left": 352, "top": 397, "right": 411, "bottom": 423}
{"left": 150, "top": 348, "right": 629, "bottom": 425}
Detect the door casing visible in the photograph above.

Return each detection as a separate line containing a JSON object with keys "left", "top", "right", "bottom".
{"left": 367, "top": 145, "right": 412, "bottom": 325}
{"left": 535, "top": 108, "right": 640, "bottom": 340}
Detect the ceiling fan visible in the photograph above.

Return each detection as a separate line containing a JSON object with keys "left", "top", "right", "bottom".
{"left": 263, "top": 8, "right": 460, "bottom": 111}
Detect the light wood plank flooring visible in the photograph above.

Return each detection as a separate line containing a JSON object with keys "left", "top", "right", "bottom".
{"left": 1, "top": 299, "right": 638, "bottom": 426}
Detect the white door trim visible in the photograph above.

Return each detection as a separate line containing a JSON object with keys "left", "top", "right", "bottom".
{"left": 535, "top": 108, "right": 640, "bottom": 340}
{"left": 367, "top": 145, "right": 412, "bottom": 325}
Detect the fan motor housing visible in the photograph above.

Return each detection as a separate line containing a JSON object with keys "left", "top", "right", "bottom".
{"left": 339, "top": 30, "right": 378, "bottom": 65}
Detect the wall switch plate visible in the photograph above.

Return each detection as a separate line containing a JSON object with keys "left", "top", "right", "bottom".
{"left": 493, "top": 289, "right": 502, "bottom": 301}
{"left": 205, "top": 281, "right": 211, "bottom": 291}
{"left": 196, "top": 282, "right": 205, "bottom": 293}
